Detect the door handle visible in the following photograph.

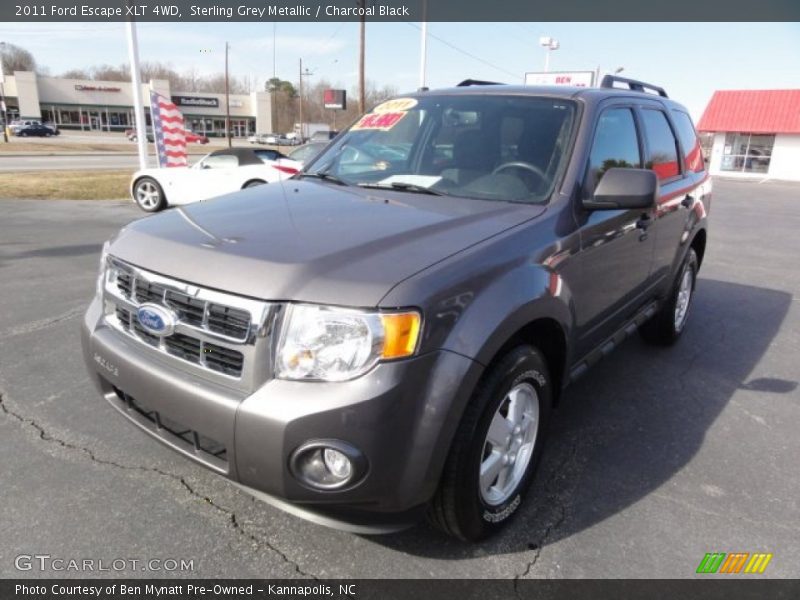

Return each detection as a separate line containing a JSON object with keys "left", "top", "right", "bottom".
{"left": 681, "top": 194, "right": 694, "bottom": 208}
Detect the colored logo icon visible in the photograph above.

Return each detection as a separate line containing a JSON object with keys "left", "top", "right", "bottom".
{"left": 697, "top": 552, "right": 773, "bottom": 574}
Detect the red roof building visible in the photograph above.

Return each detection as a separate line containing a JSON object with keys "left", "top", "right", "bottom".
{"left": 698, "top": 89, "right": 800, "bottom": 181}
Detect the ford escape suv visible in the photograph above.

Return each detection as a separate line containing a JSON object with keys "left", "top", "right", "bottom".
{"left": 82, "top": 76, "right": 711, "bottom": 541}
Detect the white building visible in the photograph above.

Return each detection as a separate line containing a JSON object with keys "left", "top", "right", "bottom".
{"left": 1, "top": 70, "right": 274, "bottom": 136}
{"left": 698, "top": 89, "right": 800, "bottom": 182}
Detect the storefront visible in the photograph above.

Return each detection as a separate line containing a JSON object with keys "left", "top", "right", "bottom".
{"left": 697, "top": 89, "right": 800, "bottom": 181}
{"left": 1, "top": 71, "right": 272, "bottom": 136}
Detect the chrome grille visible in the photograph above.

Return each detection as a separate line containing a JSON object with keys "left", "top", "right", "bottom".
{"left": 102, "top": 257, "right": 275, "bottom": 390}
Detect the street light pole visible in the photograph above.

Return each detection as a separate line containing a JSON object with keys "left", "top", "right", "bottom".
{"left": 225, "top": 41, "right": 231, "bottom": 148}
{"left": 539, "top": 36, "right": 559, "bottom": 73}
{"left": 358, "top": 0, "right": 366, "bottom": 114}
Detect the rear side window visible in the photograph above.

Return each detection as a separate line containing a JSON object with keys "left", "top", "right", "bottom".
{"left": 640, "top": 109, "right": 680, "bottom": 181}
{"left": 671, "top": 110, "right": 705, "bottom": 173}
{"left": 585, "top": 108, "right": 641, "bottom": 195}
{"left": 202, "top": 154, "right": 239, "bottom": 169}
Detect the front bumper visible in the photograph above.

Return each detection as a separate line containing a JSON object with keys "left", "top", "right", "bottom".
{"left": 81, "top": 296, "right": 481, "bottom": 532}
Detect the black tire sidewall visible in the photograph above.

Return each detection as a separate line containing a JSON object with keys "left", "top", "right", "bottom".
{"left": 454, "top": 346, "right": 552, "bottom": 540}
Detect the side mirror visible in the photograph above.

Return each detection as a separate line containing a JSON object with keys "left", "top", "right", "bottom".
{"left": 583, "top": 168, "right": 658, "bottom": 210}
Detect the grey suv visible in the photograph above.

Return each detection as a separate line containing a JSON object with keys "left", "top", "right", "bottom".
{"left": 82, "top": 76, "right": 710, "bottom": 541}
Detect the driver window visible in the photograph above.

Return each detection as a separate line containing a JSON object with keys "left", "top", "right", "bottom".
{"left": 202, "top": 154, "right": 239, "bottom": 169}
{"left": 585, "top": 108, "right": 641, "bottom": 197}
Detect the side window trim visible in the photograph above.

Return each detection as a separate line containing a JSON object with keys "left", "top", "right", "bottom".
{"left": 635, "top": 106, "right": 684, "bottom": 184}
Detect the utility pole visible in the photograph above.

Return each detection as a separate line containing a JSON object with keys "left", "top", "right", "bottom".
{"left": 225, "top": 41, "right": 231, "bottom": 148}
{"left": 0, "top": 45, "right": 8, "bottom": 143}
{"left": 271, "top": 23, "right": 277, "bottom": 134}
{"left": 358, "top": 0, "right": 366, "bottom": 114}
{"left": 298, "top": 58, "right": 303, "bottom": 141}
{"left": 419, "top": 0, "right": 428, "bottom": 89}
{"left": 298, "top": 59, "right": 314, "bottom": 141}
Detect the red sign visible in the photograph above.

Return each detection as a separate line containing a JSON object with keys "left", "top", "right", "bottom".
{"left": 352, "top": 111, "right": 406, "bottom": 131}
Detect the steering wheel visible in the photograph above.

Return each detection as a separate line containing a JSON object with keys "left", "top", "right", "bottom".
{"left": 492, "top": 161, "right": 547, "bottom": 181}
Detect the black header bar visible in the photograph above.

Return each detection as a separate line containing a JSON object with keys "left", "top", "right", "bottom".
{"left": 4, "top": 0, "right": 800, "bottom": 22}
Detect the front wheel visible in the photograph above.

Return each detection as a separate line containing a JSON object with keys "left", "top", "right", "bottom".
{"left": 640, "top": 248, "right": 698, "bottom": 345}
{"left": 132, "top": 177, "right": 166, "bottom": 212}
{"left": 428, "top": 345, "right": 553, "bottom": 541}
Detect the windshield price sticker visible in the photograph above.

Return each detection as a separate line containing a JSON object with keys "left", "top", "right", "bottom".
{"left": 352, "top": 111, "right": 407, "bottom": 131}
{"left": 372, "top": 98, "right": 418, "bottom": 113}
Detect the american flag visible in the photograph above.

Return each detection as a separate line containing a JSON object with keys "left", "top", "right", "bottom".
{"left": 149, "top": 91, "right": 188, "bottom": 168}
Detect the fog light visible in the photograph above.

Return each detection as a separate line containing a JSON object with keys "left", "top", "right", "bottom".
{"left": 323, "top": 448, "right": 352, "bottom": 480}
{"left": 289, "top": 440, "right": 366, "bottom": 491}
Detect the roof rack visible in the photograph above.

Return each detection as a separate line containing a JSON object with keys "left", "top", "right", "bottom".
{"left": 600, "top": 75, "right": 668, "bottom": 98}
{"left": 456, "top": 79, "right": 504, "bottom": 87}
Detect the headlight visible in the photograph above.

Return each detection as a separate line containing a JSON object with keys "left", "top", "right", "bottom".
{"left": 96, "top": 241, "right": 110, "bottom": 297}
{"left": 275, "top": 304, "right": 421, "bottom": 381}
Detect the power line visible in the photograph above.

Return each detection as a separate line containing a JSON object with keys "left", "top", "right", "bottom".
{"left": 405, "top": 22, "right": 519, "bottom": 80}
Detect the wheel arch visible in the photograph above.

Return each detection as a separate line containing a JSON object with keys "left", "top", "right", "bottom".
{"left": 242, "top": 178, "right": 267, "bottom": 189}
{"left": 481, "top": 317, "right": 568, "bottom": 406}
{"left": 690, "top": 228, "right": 707, "bottom": 268}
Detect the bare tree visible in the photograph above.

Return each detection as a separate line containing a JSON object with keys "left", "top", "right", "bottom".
{"left": 88, "top": 64, "right": 129, "bottom": 81}
{"left": 60, "top": 68, "right": 91, "bottom": 79}
{"left": 0, "top": 42, "right": 37, "bottom": 74}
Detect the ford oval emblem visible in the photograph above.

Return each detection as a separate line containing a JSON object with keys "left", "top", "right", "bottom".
{"left": 136, "top": 304, "right": 177, "bottom": 337}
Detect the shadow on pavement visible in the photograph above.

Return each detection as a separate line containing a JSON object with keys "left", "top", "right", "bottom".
{"left": 367, "top": 277, "right": 794, "bottom": 557}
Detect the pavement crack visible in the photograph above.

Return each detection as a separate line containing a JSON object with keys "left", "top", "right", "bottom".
{"left": 513, "top": 435, "right": 579, "bottom": 589}
{"left": 0, "top": 391, "right": 317, "bottom": 579}
{"left": 0, "top": 306, "right": 83, "bottom": 339}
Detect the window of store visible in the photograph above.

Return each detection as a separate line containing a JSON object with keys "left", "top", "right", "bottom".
{"left": 721, "top": 132, "right": 774, "bottom": 174}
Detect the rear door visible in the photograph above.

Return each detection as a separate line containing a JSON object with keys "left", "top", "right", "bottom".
{"left": 572, "top": 104, "right": 657, "bottom": 354}
{"left": 637, "top": 104, "right": 706, "bottom": 283}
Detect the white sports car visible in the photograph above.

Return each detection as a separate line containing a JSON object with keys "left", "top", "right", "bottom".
{"left": 130, "top": 148, "right": 301, "bottom": 212}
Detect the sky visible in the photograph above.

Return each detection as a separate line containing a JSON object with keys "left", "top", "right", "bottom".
{"left": 1, "top": 21, "right": 799, "bottom": 119}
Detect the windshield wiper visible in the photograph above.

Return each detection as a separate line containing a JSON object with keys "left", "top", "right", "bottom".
{"left": 297, "top": 171, "right": 349, "bottom": 186}
{"left": 358, "top": 182, "right": 444, "bottom": 196}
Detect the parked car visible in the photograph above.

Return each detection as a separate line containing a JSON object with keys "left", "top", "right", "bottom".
{"left": 129, "top": 147, "right": 300, "bottom": 211}
{"left": 287, "top": 141, "right": 329, "bottom": 166}
{"left": 310, "top": 130, "right": 338, "bottom": 142}
{"left": 14, "top": 122, "right": 57, "bottom": 137}
{"left": 84, "top": 76, "right": 710, "bottom": 541}
{"left": 126, "top": 127, "right": 209, "bottom": 144}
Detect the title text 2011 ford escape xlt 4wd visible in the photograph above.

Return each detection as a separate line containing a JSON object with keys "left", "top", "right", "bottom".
{"left": 82, "top": 76, "right": 711, "bottom": 541}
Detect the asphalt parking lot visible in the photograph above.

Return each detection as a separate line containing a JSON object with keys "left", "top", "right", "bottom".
{"left": 0, "top": 179, "right": 798, "bottom": 579}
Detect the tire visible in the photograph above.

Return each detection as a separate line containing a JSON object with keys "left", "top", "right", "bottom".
{"left": 243, "top": 179, "right": 267, "bottom": 188}
{"left": 132, "top": 177, "right": 166, "bottom": 212}
{"left": 640, "top": 248, "right": 698, "bottom": 346}
{"left": 428, "top": 345, "right": 553, "bottom": 541}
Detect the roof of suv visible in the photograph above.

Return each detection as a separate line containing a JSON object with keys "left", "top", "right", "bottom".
{"left": 411, "top": 80, "right": 687, "bottom": 111}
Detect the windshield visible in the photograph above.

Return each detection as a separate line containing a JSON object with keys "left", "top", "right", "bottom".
{"left": 305, "top": 94, "right": 576, "bottom": 203}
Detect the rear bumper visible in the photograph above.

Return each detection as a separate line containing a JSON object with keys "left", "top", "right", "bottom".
{"left": 81, "top": 296, "right": 481, "bottom": 532}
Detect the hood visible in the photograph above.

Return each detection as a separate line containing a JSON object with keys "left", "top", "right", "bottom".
{"left": 109, "top": 181, "right": 544, "bottom": 306}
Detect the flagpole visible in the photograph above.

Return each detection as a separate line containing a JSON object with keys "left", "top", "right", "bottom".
{"left": 125, "top": 19, "right": 148, "bottom": 170}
